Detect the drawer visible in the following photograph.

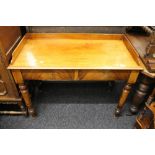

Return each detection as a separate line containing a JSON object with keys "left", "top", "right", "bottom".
{"left": 22, "top": 69, "right": 130, "bottom": 81}
{"left": 79, "top": 70, "right": 130, "bottom": 81}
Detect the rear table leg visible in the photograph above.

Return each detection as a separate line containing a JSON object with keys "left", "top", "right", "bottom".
{"left": 18, "top": 101, "right": 25, "bottom": 111}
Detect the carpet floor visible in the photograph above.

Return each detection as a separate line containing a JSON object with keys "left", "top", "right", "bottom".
{"left": 0, "top": 81, "right": 137, "bottom": 129}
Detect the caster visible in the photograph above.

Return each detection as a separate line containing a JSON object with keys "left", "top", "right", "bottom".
{"left": 115, "top": 107, "right": 122, "bottom": 117}
{"left": 28, "top": 108, "right": 37, "bottom": 117}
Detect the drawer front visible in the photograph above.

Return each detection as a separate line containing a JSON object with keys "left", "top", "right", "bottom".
{"left": 22, "top": 70, "right": 130, "bottom": 81}
{"left": 79, "top": 70, "right": 130, "bottom": 81}
{"left": 22, "top": 70, "right": 74, "bottom": 80}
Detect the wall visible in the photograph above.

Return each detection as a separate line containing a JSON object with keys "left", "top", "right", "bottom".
{"left": 27, "top": 26, "right": 126, "bottom": 33}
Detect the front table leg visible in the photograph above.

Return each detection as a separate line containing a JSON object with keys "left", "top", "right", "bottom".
{"left": 12, "top": 70, "right": 36, "bottom": 117}
{"left": 19, "top": 83, "right": 36, "bottom": 116}
{"left": 115, "top": 83, "right": 132, "bottom": 116}
{"left": 115, "top": 71, "right": 139, "bottom": 117}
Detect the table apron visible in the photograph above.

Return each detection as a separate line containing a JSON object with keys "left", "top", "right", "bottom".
{"left": 21, "top": 70, "right": 131, "bottom": 81}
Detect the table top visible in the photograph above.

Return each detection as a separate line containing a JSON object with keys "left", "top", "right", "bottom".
{"left": 8, "top": 33, "right": 143, "bottom": 70}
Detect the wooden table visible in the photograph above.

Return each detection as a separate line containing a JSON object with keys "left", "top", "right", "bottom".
{"left": 8, "top": 33, "right": 143, "bottom": 116}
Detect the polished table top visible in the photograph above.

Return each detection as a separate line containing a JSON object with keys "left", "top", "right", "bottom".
{"left": 8, "top": 33, "right": 142, "bottom": 70}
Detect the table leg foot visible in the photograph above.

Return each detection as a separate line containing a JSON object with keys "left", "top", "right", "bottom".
{"left": 115, "top": 107, "right": 122, "bottom": 117}
{"left": 28, "top": 107, "right": 37, "bottom": 117}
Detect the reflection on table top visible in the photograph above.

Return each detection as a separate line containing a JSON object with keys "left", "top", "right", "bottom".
{"left": 8, "top": 33, "right": 143, "bottom": 70}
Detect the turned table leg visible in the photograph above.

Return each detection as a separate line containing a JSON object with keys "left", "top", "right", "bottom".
{"left": 130, "top": 75, "right": 154, "bottom": 114}
{"left": 115, "top": 83, "right": 132, "bottom": 116}
{"left": 19, "top": 83, "right": 36, "bottom": 116}
{"left": 115, "top": 71, "right": 139, "bottom": 116}
{"left": 12, "top": 70, "right": 36, "bottom": 117}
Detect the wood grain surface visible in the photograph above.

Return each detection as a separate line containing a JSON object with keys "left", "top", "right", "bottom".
{"left": 8, "top": 33, "right": 142, "bottom": 70}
